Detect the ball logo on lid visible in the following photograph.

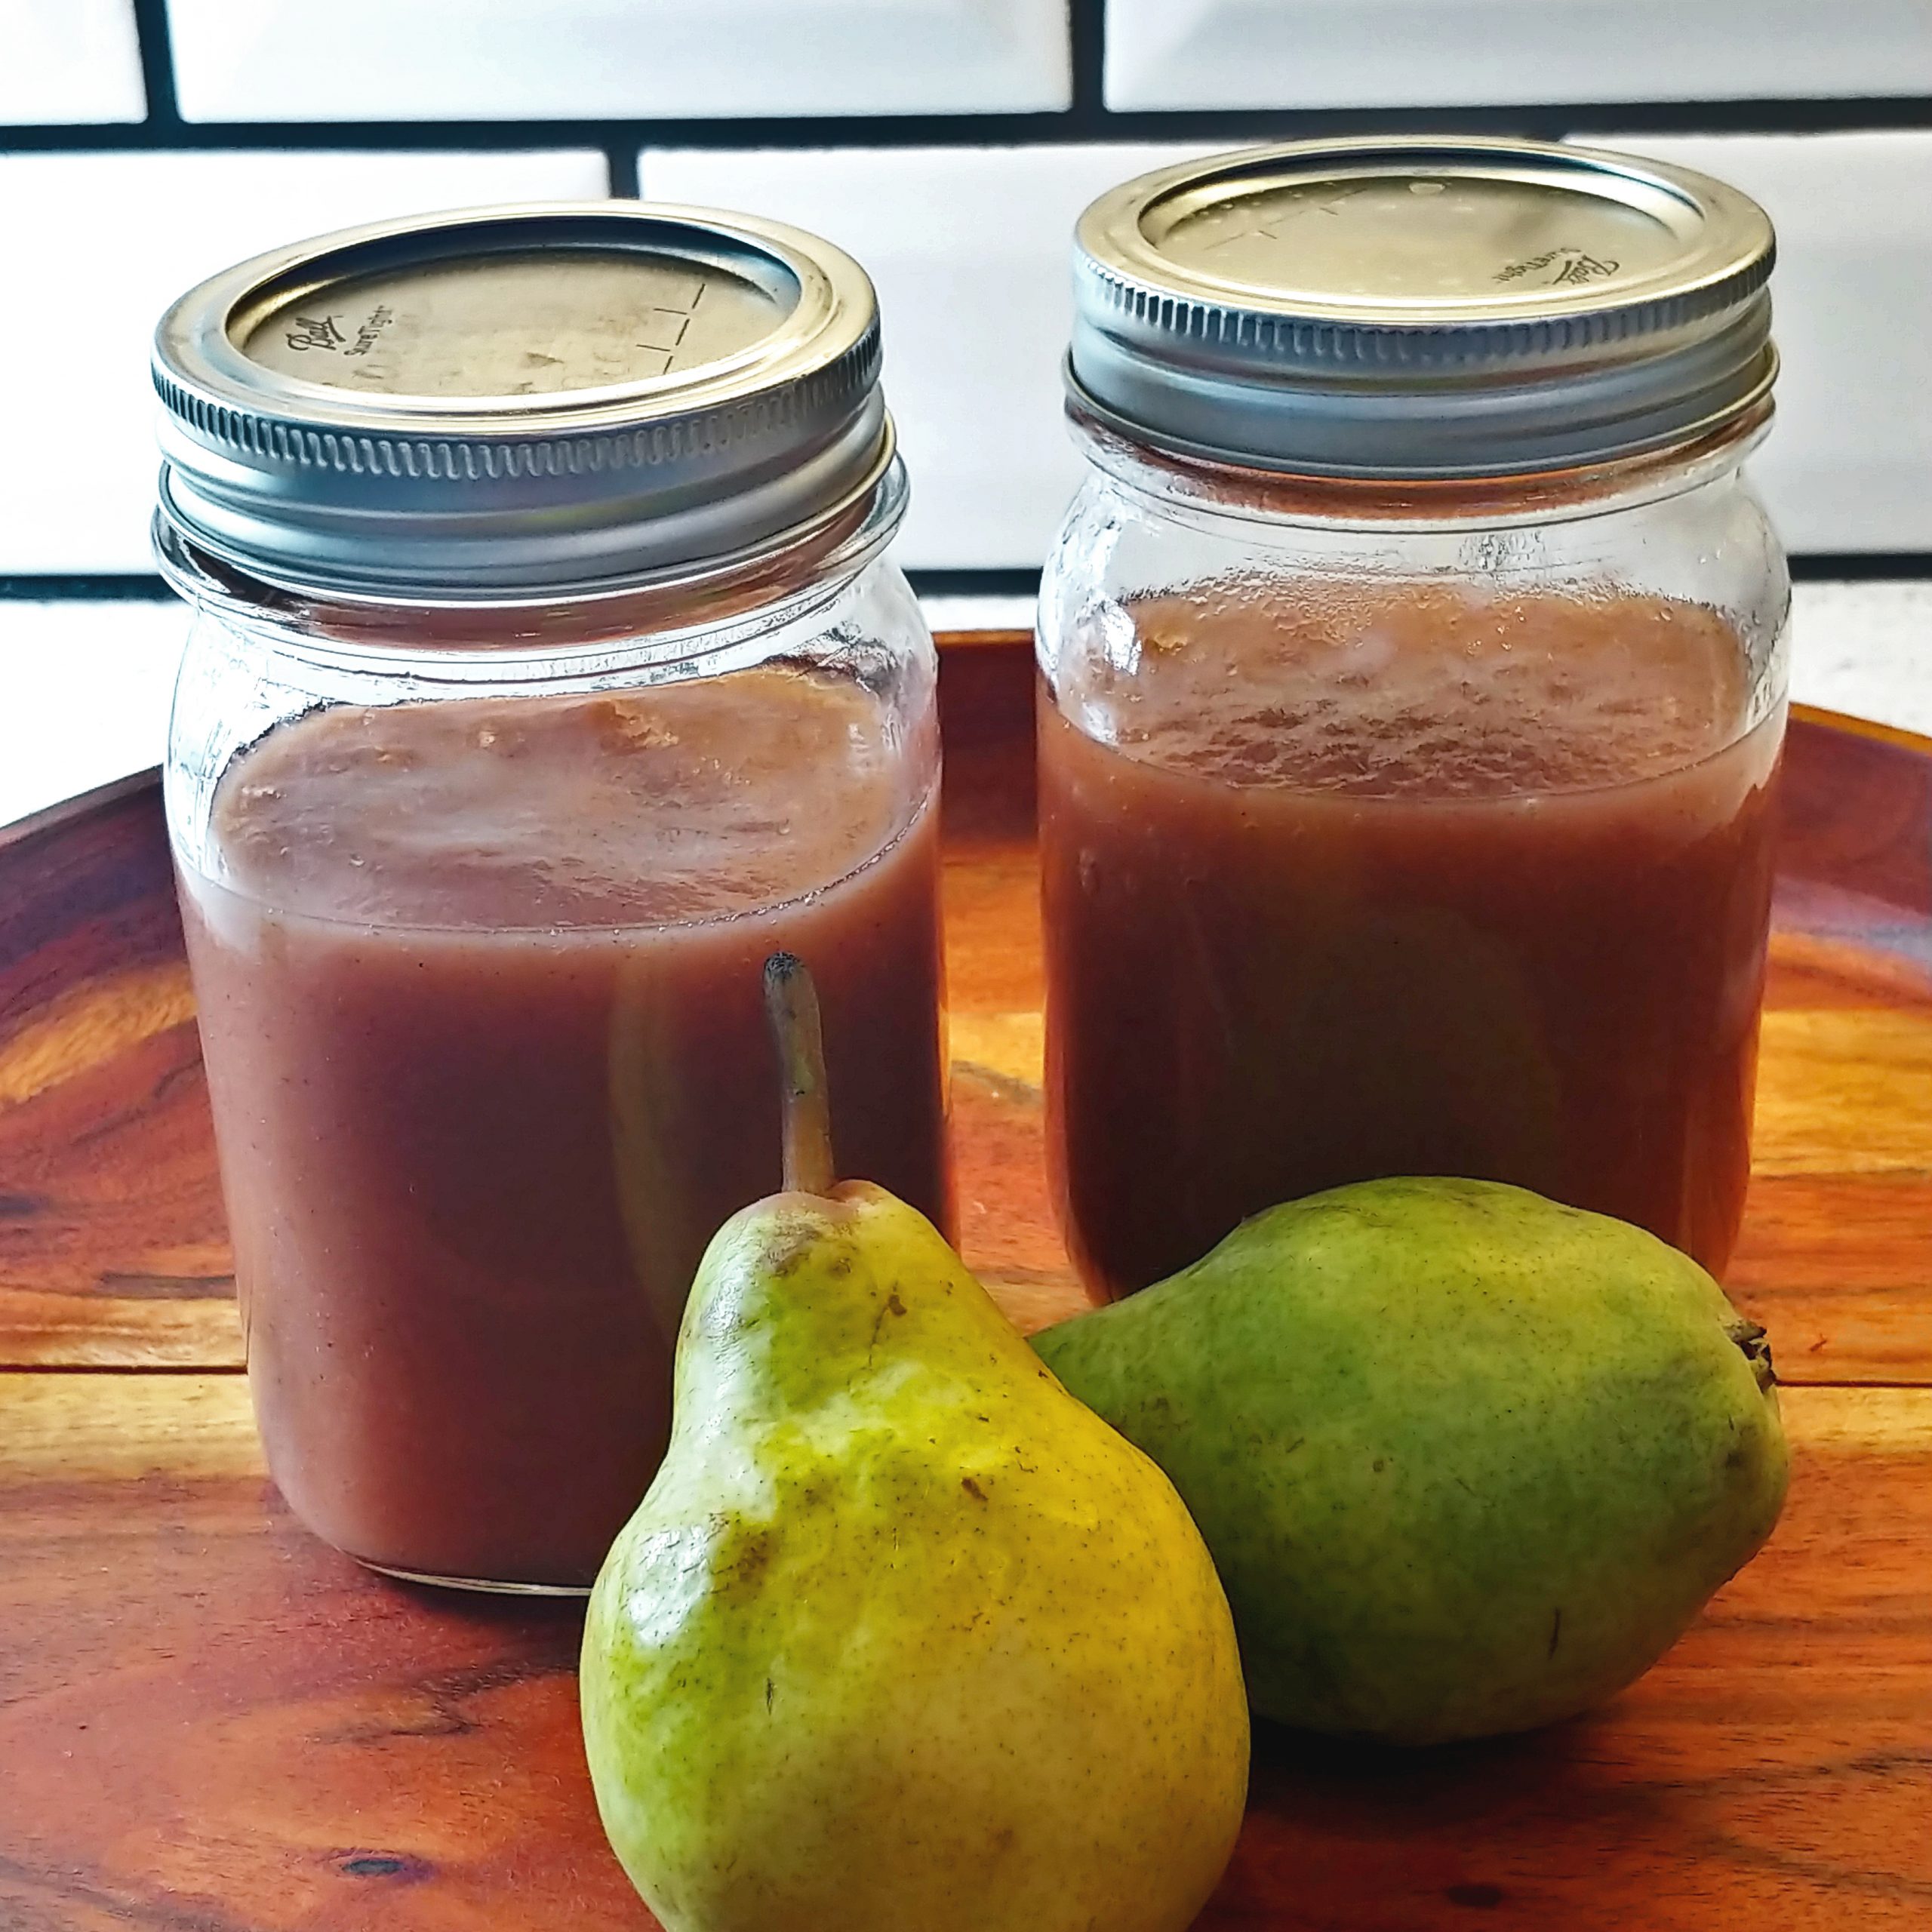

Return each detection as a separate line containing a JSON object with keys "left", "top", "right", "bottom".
{"left": 284, "top": 312, "right": 348, "bottom": 353}
{"left": 1493, "top": 248, "right": 1621, "bottom": 288}
{"left": 280, "top": 304, "right": 394, "bottom": 361}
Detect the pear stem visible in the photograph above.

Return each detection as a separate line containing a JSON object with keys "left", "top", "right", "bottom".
{"left": 764, "top": 952, "right": 836, "bottom": 1197}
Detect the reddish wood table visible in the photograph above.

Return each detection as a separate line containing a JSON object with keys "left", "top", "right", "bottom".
{"left": 2, "top": 637, "right": 1929, "bottom": 1929}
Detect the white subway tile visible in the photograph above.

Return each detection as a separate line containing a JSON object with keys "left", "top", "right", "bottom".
{"left": 0, "top": 149, "right": 609, "bottom": 577}
{"left": 167, "top": 0, "right": 1070, "bottom": 122}
{"left": 642, "top": 143, "right": 1211, "bottom": 571}
{"left": 0, "top": 0, "right": 145, "bottom": 123}
{"left": 0, "top": 600, "right": 186, "bottom": 828}
{"left": 920, "top": 592, "right": 1038, "bottom": 633}
{"left": 1106, "top": 0, "right": 1932, "bottom": 110}
{"left": 1590, "top": 133, "right": 1932, "bottom": 555}
{"left": 1791, "top": 581, "right": 1932, "bottom": 739}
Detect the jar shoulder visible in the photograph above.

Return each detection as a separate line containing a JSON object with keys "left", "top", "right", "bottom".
{"left": 166, "top": 555, "right": 939, "bottom": 870}
{"left": 1039, "top": 465, "right": 1789, "bottom": 683}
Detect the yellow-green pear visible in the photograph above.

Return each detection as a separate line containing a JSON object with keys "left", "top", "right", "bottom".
{"left": 1035, "top": 1177, "right": 1789, "bottom": 1746}
{"left": 581, "top": 955, "right": 1249, "bottom": 1932}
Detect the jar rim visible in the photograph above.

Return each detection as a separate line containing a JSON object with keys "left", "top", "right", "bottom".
{"left": 1065, "top": 398, "right": 1775, "bottom": 537}
{"left": 156, "top": 451, "right": 911, "bottom": 668}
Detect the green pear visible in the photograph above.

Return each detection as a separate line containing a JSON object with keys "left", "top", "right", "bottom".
{"left": 1034, "top": 1177, "right": 1789, "bottom": 1746}
{"left": 581, "top": 955, "right": 1248, "bottom": 1932}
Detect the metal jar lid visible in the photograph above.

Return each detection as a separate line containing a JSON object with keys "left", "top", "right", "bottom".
{"left": 152, "top": 202, "right": 891, "bottom": 601}
{"left": 1069, "top": 137, "right": 1777, "bottom": 480}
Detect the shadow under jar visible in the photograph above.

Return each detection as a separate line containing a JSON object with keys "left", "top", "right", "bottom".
{"left": 155, "top": 205, "right": 949, "bottom": 1592}
{"left": 1038, "top": 138, "right": 1789, "bottom": 1300}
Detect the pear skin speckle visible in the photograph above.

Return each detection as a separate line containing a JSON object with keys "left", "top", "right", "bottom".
{"left": 583, "top": 1182, "right": 1249, "bottom": 1932}
{"left": 1035, "top": 1177, "right": 1790, "bottom": 1746}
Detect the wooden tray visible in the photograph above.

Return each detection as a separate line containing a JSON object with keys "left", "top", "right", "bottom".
{"left": 2, "top": 635, "right": 1928, "bottom": 1930}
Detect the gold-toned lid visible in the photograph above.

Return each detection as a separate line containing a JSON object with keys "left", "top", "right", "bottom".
{"left": 153, "top": 203, "right": 890, "bottom": 599}
{"left": 1071, "top": 136, "right": 1777, "bottom": 478}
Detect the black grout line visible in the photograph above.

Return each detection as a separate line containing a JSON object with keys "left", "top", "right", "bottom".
{"left": 1558, "top": 94, "right": 1932, "bottom": 137}
{"left": 3, "top": 560, "right": 1930, "bottom": 608}
{"left": 2, "top": 113, "right": 1073, "bottom": 155}
{"left": 7, "top": 94, "right": 1932, "bottom": 157}
{"left": 126, "top": 0, "right": 182, "bottom": 129}
{"left": 0, "top": 571, "right": 1041, "bottom": 605}
{"left": 1789, "top": 554, "right": 1932, "bottom": 580}
{"left": 605, "top": 143, "right": 641, "bottom": 199}
{"left": 0, "top": 576, "right": 174, "bottom": 601}
{"left": 908, "top": 569, "right": 1044, "bottom": 599}
{"left": 1066, "top": 0, "right": 1108, "bottom": 128}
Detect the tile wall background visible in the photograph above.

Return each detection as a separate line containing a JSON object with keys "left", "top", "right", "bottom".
{"left": 2, "top": 0, "right": 1928, "bottom": 821}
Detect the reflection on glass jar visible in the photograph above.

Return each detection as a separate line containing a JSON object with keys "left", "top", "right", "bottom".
{"left": 1038, "top": 139, "right": 1789, "bottom": 1298}
{"left": 155, "top": 204, "right": 948, "bottom": 1592}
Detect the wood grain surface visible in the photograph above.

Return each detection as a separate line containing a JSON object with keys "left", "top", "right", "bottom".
{"left": 1, "top": 637, "right": 1928, "bottom": 1930}
{"left": 0, "top": 1374, "right": 1926, "bottom": 1930}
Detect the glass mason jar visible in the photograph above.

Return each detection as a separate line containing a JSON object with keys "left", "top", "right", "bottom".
{"left": 154, "top": 205, "right": 949, "bottom": 1592}
{"left": 1038, "top": 138, "right": 1789, "bottom": 1300}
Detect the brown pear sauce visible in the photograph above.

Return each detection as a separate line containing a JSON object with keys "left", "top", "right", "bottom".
{"left": 179, "top": 666, "right": 949, "bottom": 1590}
{"left": 1041, "top": 583, "right": 1783, "bottom": 1297}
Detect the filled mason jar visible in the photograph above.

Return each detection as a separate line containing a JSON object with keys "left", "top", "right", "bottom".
{"left": 1038, "top": 138, "right": 1788, "bottom": 1299}
{"left": 154, "top": 204, "right": 949, "bottom": 1592}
